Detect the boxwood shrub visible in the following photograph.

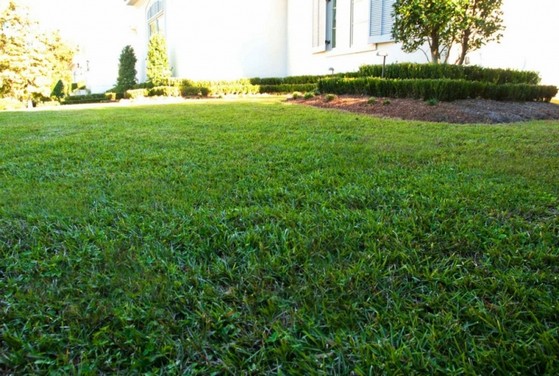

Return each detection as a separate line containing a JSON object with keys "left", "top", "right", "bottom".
{"left": 358, "top": 63, "right": 541, "bottom": 85}
{"left": 125, "top": 89, "right": 148, "bottom": 99}
{"left": 148, "top": 86, "right": 181, "bottom": 97}
{"left": 259, "top": 84, "right": 317, "bottom": 94}
{"left": 318, "top": 77, "right": 558, "bottom": 102}
{"left": 62, "top": 94, "right": 108, "bottom": 105}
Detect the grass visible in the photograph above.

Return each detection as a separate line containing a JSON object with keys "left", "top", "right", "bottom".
{"left": 1, "top": 98, "right": 558, "bottom": 374}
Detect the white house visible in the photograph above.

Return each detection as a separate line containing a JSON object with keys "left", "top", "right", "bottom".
{"left": 123, "top": 0, "right": 558, "bottom": 87}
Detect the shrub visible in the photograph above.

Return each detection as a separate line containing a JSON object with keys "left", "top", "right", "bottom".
{"left": 51, "top": 80, "right": 65, "bottom": 99}
{"left": 62, "top": 94, "right": 107, "bottom": 105}
{"left": 36, "top": 100, "right": 60, "bottom": 108}
{"left": 196, "top": 79, "right": 259, "bottom": 96}
{"left": 292, "top": 92, "right": 303, "bottom": 99}
{"left": 367, "top": 97, "right": 378, "bottom": 105}
{"left": 148, "top": 86, "right": 181, "bottom": 97}
{"left": 318, "top": 77, "right": 558, "bottom": 102}
{"left": 324, "top": 94, "right": 337, "bottom": 102}
{"left": 105, "top": 92, "right": 117, "bottom": 101}
{"left": 426, "top": 98, "right": 439, "bottom": 106}
{"left": 303, "top": 92, "right": 315, "bottom": 100}
{"left": 358, "top": 63, "right": 541, "bottom": 85}
{"left": 383, "top": 99, "right": 391, "bottom": 106}
{"left": 259, "top": 84, "right": 317, "bottom": 94}
{"left": 116, "top": 45, "right": 137, "bottom": 93}
{"left": 125, "top": 89, "right": 148, "bottom": 99}
{"left": 182, "top": 86, "right": 210, "bottom": 97}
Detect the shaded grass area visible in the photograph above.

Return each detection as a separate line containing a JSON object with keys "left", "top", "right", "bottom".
{"left": 1, "top": 99, "right": 558, "bottom": 374}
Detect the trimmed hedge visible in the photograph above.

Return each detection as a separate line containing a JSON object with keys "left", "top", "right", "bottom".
{"left": 125, "top": 89, "right": 148, "bottom": 99}
{"left": 62, "top": 94, "right": 107, "bottom": 105}
{"left": 196, "top": 79, "right": 260, "bottom": 96}
{"left": 358, "top": 63, "right": 541, "bottom": 85}
{"left": 259, "top": 84, "right": 317, "bottom": 94}
{"left": 318, "top": 77, "right": 558, "bottom": 102}
{"left": 148, "top": 86, "right": 181, "bottom": 97}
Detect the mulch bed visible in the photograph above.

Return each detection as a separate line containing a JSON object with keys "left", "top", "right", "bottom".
{"left": 296, "top": 95, "right": 559, "bottom": 124}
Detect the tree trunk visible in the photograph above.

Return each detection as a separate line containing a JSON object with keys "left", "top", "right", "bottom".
{"left": 456, "top": 29, "right": 471, "bottom": 65}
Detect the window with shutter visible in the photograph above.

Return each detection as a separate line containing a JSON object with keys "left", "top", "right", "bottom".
{"left": 369, "top": 0, "right": 395, "bottom": 44}
{"left": 325, "top": 0, "right": 337, "bottom": 50}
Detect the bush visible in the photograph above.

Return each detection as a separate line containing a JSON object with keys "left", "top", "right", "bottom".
{"left": 324, "top": 94, "right": 337, "bottom": 102}
{"left": 182, "top": 86, "right": 210, "bottom": 97}
{"left": 62, "top": 94, "right": 107, "bottom": 105}
{"left": 105, "top": 92, "right": 117, "bottom": 101}
{"left": 197, "top": 79, "right": 260, "bottom": 96}
{"left": 358, "top": 63, "right": 541, "bottom": 85}
{"left": 36, "top": 100, "right": 60, "bottom": 108}
{"left": 148, "top": 86, "right": 181, "bottom": 97}
{"left": 292, "top": 92, "right": 303, "bottom": 99}
{"left": 303, "top": 92, "right": 315, "bottom": 100}
{"left": 51, "top": 80, "right": 65, "bottom": 99}
{"left": 125, "top": 89, "right": 148, "bottom": 99}
{"left": 259, "top": 84, "right": 317, "bottom": 94}
{"left": 367, "top": 97, "right": 378, "bottom": 105}
{"left": 318, "top": 77, "right": 558, "bottom": 102}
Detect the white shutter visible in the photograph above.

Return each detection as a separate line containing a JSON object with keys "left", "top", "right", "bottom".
{"left": 382, "top": 0, "right": 395, "bottom": 36}
{"left": 312, "top": 0, "right": 327, "bottom": 52}
{"left": 369, "top": 0, "right": 395, "bottom": 43}
{"left": 369, "top": 0, "right": 382, "bottom": 37}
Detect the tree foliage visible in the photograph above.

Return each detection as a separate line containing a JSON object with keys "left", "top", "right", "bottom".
{"left": 146, "top": 34, "right": 171, "bottom": 86}
{"left": 392, "top": 0, "right": 504, "bottom": 64}
{"left": 0, "top": 1, "right": 74, "bottom": 103}
{"left": 454, "top": 0, "right": 504, "bottom": 65}
{"left": 116, "top": 45, "right": 137, "bottom": 93}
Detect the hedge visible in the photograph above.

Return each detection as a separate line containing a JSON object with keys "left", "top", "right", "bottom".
{"left": 259, "top": 84, "right": 317, "bottom": 94}
{"left": 125, "top": 89, "right": 148, "bottom": 99}
{"left": 358, "top": 63, "right": 541, "bottom": 85}
{"left": 148, "top": 86, "right": 181, "bottom": 97}
{"left": 62, "top": 94, "right": 107, "bottom": 105}
{"left": 318, "top": 77, "right": 558, "bottom": 102}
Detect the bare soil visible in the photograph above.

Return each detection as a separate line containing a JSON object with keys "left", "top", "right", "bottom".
{"left": 297, "top": 95, "right": 559, "bottom": 124}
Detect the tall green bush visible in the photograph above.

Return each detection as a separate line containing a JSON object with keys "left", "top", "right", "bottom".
{"left": 116, "top": 45, "right": 137, "bottom": 93}
{"left": 146, "top": 34, "right": 171, "bottom": 86}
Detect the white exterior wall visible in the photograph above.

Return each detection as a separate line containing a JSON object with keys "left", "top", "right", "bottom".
{"left": 287, "top": 0, "right": 559, "bottom": 91}
{"left": 286, "top": 0, "right": 423, "bottom": 76}
{"left": 130, "top": 0, "right": 287, "bottom": 81}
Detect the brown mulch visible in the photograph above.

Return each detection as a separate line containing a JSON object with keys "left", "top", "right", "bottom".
{"left": 296, "top": 95, "right": 559, "bottom": 124}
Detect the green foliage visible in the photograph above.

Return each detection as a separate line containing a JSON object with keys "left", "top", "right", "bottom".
{"left": 426, "top": 98, "right": 439, "bottom": 106}
{"left": 125, "top": 89, "right": 148, "bottom": 99}
{"left": 1, "top": 100, "right": 558, "bottom": 373}
{"left": 358, "top": 63, "right": 541, "bottom": 85}
{"left": 291, "top": 91, "right": 304, "bottom": 99}
{"left": 303, "top": 92, "right": 315, "bottom": 99}
{"left": 259, "top": 83, "right": 317, "bottom": 94}
{"left": 146, "top": 34, "right": 171, "bottom": 86}
{"left": 105, "top": 92, "right": 117, "bottom": 101}
{"left": 116, "top": 45, "right": 137, "bottom": 93}
{"left": 319, "top": 77, "right": 557, "bottom": 102}
{"left": 61, "top": 94, "right": 106, "bottom": 105}
{"left": 0, "top": 1, "right": 74, "bottom": 101}
{"left": 393, "top": 0, "right": 504, "bottom": 64}
{"left": 195, "top": 79, "right": 260, "bottom": 96}
{"left": 148, "top": 86, "right": 181, "bottom": 97}
{"left": 368, "top": 96, "right": 378, "bottom": 105}
{"left": 51, "top": 80, "right": 65, "bottom": 99}
{"left": 324, "top": 93, "right": 338, "bottom": 102}
{"left": 383, "top": 98, "right": 392, "bottom": 105}
{"left": 454, "top": 0, "right": 505, "bottom": 64}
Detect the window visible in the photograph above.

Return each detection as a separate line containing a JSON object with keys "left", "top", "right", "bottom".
{"left": 147, "top": 0, "right": 165, "bottom": 37}
{"left": 369, "top": 0, "right": 395, "bottom": 44}
{"left": 350, "top": 0, "right": 369, "bottom": 47}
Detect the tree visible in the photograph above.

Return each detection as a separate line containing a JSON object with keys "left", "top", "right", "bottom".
{"left": 146, "top": 34, "right": 171, "bottom": 86}
{"left": 116, "top": 45, "right": 137, "bottom": 93}
{"left": 454, "top": 0, "right": 504, "bottom": 65}
{"left": 0, "top": 1, "right": 74, "bottom": 103}
{"left": 392, "top": 0, "right": 504, "bottom": 64}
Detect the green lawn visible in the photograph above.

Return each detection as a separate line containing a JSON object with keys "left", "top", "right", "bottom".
{"left": 1, "top": 99, "right": 558, "bottom": 374}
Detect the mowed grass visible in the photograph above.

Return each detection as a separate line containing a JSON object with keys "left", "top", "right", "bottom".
{"left": 1, "top": 99, "right": 558, "bottom": 374}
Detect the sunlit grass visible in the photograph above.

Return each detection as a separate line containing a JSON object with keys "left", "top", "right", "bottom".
{"left": 1, "top": 99, "right": 558, "bottom": 374}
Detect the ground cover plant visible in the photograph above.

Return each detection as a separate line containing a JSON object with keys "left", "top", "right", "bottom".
{"left": 1, "top": 99, "right": 558, "bottom": 374}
